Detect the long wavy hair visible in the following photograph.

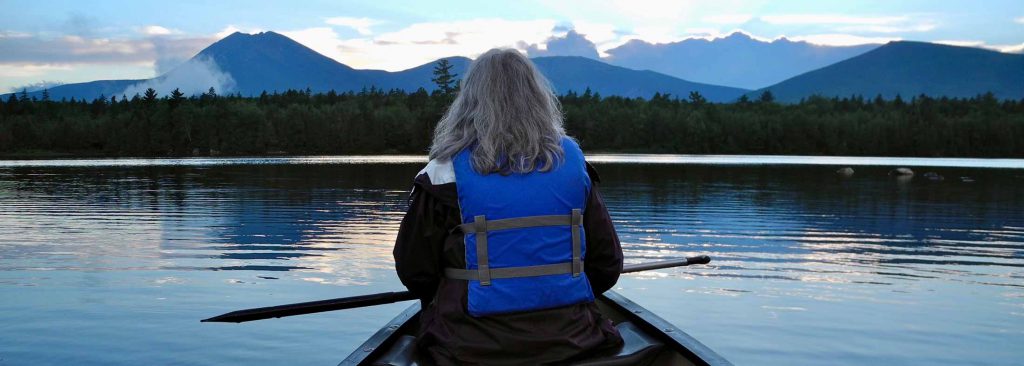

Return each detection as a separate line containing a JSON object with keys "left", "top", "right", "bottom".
{"left": 428, "top": 48, "right": 566, "bottom": 174}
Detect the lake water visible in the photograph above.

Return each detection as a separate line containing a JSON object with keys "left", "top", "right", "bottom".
{"left": 1, "top": 155, "right": 1022, "bottom": 365}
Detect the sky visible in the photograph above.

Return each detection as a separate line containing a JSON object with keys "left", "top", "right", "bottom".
{"left": 1, "top": 0, "right": 1023, "bottom": 93}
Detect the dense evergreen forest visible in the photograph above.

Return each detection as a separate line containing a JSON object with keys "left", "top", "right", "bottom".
{"left": 1, "top": 86, "right": 1022, "bottom": 158}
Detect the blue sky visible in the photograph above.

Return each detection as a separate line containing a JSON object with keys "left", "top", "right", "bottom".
{"left": 2, "top": 0, "right": 1023, "bottom": 92}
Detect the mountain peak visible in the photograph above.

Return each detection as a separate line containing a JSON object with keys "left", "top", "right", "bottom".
{"left": 721, "top": 32, "right": 754, "bottom": 42}
{"left": 213, "top": 31, "right": 290, "bottom": 46}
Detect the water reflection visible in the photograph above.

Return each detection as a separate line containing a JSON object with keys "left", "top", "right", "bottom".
{"left": 2, "top": 162, "right": 1021, "bottom": 289}
{"left": 1, "top": 158, "right": 1022, "bottom": 365}
{"left": 0, "top": 164, "right": 419, "bottom": 283}
{"left": 597, "top": 164, "right": 1024, "bottom": 304}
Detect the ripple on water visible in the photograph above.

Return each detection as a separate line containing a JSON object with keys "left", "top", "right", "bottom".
{"left": 0, "top": 161, "right": 1023, "bottom": 365}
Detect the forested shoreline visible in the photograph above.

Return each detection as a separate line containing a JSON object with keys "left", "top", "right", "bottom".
{"left": 1, "top": 87, "right": 1022, "bottom": 158}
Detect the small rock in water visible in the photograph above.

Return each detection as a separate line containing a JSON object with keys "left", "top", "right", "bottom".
{"left": 257, "top": 276, "right": 279, "bottom": 280}
{"left": 889, "top": 167, "right": 914, "bottom": 176}
{"left": 923, "top": 172, "right": 944, "bottom": 181}
{"left": 836, "top": 167, "right": 855, "bottom": 177}
{"left": 960, "top": 176, "right": 975, "bottom": 183}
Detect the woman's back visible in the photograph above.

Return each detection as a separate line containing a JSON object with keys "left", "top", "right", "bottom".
{"left": 392, "top": 48, "right": 624, "bottom": 365}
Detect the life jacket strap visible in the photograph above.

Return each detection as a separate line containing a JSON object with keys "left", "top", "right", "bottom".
{"left": 571, "top": 208, "right": 582, "bottom": 277}
{"left": 451, "top": 209, "right": 584, "bottom": 286}
{"left": 444, "top": 262, "right": 583, "bottom": 281}
{"left": 473, "top": 215, "right": 491, "bottom": 285}
{"left": 457, "top": 214, "right": 576, "bottom": 232}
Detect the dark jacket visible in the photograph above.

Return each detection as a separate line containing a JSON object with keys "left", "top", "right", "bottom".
{"left": 393, "top": 159, "right": 624, "bottom": 365}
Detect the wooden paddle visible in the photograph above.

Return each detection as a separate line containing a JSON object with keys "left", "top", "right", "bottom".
{"left": 201, "top": 255, "right": 711, "bottom": 323}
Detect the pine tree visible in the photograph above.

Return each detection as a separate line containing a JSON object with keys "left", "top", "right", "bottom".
{"left": 688, "top": 91, "right": 707, "bottom": 106}
{"left": 41, "top": 88, "right": 50, "bottom": 102}
{"left": 5, "top": 93, "right": 17, "bottom": 114}
{"left": 143, "top": 88, "right": 158, "bottom": 103}
{"left": 169, "top": 88, "right": 185, "bottom": 108}
{"left": 431, "top": 59, "right": 458, "bottom": 96}
{"left": 758, "top": 90, "right": 775, "bottom": 104}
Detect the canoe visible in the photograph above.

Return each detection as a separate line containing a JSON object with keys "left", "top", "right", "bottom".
{"left": 339, "top": 290, "right": 733, "bottom": 366}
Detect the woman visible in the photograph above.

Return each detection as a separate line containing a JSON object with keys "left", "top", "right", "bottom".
{"left": 393, "top": 48, "right": 624, "bottom": 365}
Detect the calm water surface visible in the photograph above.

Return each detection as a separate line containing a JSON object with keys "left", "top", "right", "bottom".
{"left": 1, "top": 156, "right": 1022, "bottom": 365}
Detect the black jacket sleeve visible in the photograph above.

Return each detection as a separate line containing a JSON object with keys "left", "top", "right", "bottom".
{"left": 583, "top": 163, "right": 624, "bottom": 294}
{"left": 393, "top": 183, "right": 447, "bottom": 304}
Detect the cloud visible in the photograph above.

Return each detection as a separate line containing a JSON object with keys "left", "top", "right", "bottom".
{"left": 525, "top": 29, "right": 599, "bottom": 59}
{"left": 0, "top": 62, "right": 155, "bottom": 93}
{"left": 933, "top": 40, "right": 985, "bottom": 48}
{"left": 607, "top": 0, "right": 695, "bottom": 21}
{"left": 1015, "top": 16, "right": 1024, "bottom": 24}
{"left": 151, "top": 36, "right": 205, "bottom": 74}
{"left": 0, "top": 31, "right": 31, "bottom": 39}
{"left": 835, "top": 23, "right": 936, "bottom": 33}
{"left": 936, "top": 40, "right": 1024, "bottom": 53}
{"left": 0, "top": 32, "right": 211, "bottom": 66}
{"left": 538, "top": 0, "right": 696, "bottom": 44}
{"left": 10, "top": 80, "right": 65, "bottom": 93}
{"left": 281, "top": 27, "right": 346, "bottom": 58}
{"left": 758, "top": 14, "right": 936, "bottom": 34}
{"left": 119, "top": 56, "right": 235, "bottom": 97}
{"left": 325, "top": 17, "right": 381, "bottom": 35}
{"left": 998, "top": 43, "right": 1024, "bottom": 53}
{"left": 216, "top": 25, "right": 265, "bottom": 39}
{"left": 141, "top": 25, "right": 179, "bottom": 36}
{"left": 0, "top": 64, "right": 73, "bottom": 78}
{"left": 282, "top": 19, "right": 559, "bottom": 71}
{"left": 0, "top": 35, "right": 150, "bottom": 64}
{"left": 760, "top": 14, "right": 911, "bottom": 26}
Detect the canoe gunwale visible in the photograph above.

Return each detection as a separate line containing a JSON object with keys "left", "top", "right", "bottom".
{"left": 339, "top": 290, "right": 732, "bottom": 366}
{"left": 338, "top": 302, "right": 421, "bottom": 366}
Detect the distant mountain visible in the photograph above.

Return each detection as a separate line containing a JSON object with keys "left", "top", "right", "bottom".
{"left": 370, "top": 56, "right": 472, "bottom": 91}
{"left": 19, "top": 79, "right": 142, "bottom": 101}
{"left": 194, "top": 31, "right": 372, "bottom": 95}
{"left": 12, "top": 31, "right": 748, "bottom": 103}
{"left": 367, "top": 55, "right": 750, "bottom": 101}
{"left": 752, "top": 41, "right": 1024, "bottom": 103}
{"left": 603, "top": 32, "right": 879, "bottom": 90}
{"left": 531, "top": 56, "right": 747, "bottom": 102}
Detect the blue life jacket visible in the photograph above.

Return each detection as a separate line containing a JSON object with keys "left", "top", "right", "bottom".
{"left": 448, "top": 137, "right": 595, "bottom": 317}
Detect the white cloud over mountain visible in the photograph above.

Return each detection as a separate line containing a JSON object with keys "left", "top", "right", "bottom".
{"left": 524, "top": 30, "right": 600, "bottom": 59}
{"left": 1, "top": 6, "right": 1022, "bottom": 92}
{"left": 325, "top": 17, "right": 381, "bottom": 36}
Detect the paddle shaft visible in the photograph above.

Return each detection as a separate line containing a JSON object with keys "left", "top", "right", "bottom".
{"left": 202, "top": 255, "right": 710, "bottom": 323}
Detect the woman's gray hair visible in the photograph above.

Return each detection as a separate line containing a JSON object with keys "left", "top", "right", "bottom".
{"left": 428, "top": 48, "right": 566, "bottom": 174}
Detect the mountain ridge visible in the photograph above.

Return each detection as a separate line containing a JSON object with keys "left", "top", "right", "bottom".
{"left": 10, "top": 31, "right": 749, "bottom": 103}
{"left": 751, "top": 40, "right": 1024, "bottom": 102}
{"left": 9, "top": 31, "right": 1022, "bottom": 104}
{"left": 602, "top": 31, "right": 880, "bottom": 89}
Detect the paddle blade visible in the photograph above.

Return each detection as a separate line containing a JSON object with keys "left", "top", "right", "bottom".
{"left": 620, "top": 255, "right": 712, "bottom": 274}
{"left": 201, "top": 291, "right": 418, "bottom": 323}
